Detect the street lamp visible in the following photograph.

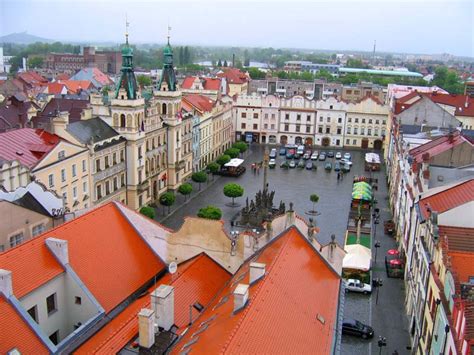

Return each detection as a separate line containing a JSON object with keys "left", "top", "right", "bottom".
{"left": 372, "top": 278, "right": 383, "bottom": 305}
{"left": 377, "top": 336, "right": 387, "bottom": 355}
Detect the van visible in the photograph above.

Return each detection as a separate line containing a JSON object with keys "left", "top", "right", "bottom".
{"left": 269, "top": 148, "right": 277, "bottom": 159}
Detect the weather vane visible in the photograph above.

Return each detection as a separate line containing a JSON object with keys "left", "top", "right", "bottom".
{"left": 125, "top": 14, "right": 130, "bottom": 44}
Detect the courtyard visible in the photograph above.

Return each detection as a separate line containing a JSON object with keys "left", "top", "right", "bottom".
{"left": 158, "top": 144, "right": 411, "bottom": 354}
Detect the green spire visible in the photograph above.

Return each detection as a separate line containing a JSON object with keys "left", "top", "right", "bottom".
{"left": 115, "top": 19, "right": 138, "bottom": 100}
{"left": 157, "top": 28, "right": 177, "bottom": 91}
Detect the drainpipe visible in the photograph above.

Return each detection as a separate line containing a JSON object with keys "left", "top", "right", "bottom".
{"left": 427, "top": 298, "right": 441, "bottom": 353}
{"left": 417, "top": 260, "right": 433, "bottom": 354}
{"left": 441, "top": 325, "right": 450, "bottom": 355}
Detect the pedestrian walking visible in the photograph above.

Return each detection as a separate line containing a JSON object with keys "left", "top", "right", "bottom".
{"left": 337, "top": 172, "right": 340, "bottom": 181}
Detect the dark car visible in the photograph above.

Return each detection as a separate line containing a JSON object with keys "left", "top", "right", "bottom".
{"left": 305, "top": 162, "right": 313, "bottom": 170}
{"left": 279, "top": 148, "right": 287, "bottom": 156}
{"left": 342, "top": 319, "right": 374, "bottom": 339}
{"left": 286, "top": 149, "right": 295, "bottom": 159}
{"left": 327, "top": 151, "right": 334, "bottom": 158}
{"left": 334, "top": 162, "right": 341, "bottom": 171}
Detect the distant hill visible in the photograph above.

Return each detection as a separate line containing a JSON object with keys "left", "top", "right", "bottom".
{"left": 0, "top": 32, "right": 53, "bottom": 45}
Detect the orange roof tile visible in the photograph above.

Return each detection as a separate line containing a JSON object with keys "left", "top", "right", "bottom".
{"left": 439, "top": 226, "right": 474, "bottom": 252}
{"left": 449, "top": 251, "right": 474, "bottom": 284}
{"left": 217, "top": 68, "right": 249, "bottom": 84}
{"left": 0, "top": 296, "right": 49, "bottom": 354}
{"left": 419, "top": 179, "right": 474, "bottom": 219}
{"left": 171, "top": 227, "right": 341, "bottom": 355}
{"left": 75, "top": 253, "right": 231, "bottom": 354}
{"left": 182, "top": 94, "right": 215, "bottom": 113}
{"left": 60, "top": 80, "right": 93, "bottom": 94}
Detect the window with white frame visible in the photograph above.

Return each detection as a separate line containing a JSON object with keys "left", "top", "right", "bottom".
{"left": 72, "top": 164, "right": 77, "bottom": 177}
{"left": 32, "top": 224, "right": 45, "bottom": 237}
{"left": 61, "top": 169, "right": 66, "bottom": 182}
{"left": 48, "top": 174, "right": 54, "bottom": 188}
{"left": 9, "top": 232, "right": 24, "bottom": 248}
{"left": 82, "top": 159, "right": 87, "bottom": 172}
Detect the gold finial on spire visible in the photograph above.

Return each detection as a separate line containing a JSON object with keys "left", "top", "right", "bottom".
{"left": 125, "top": 14, "right": 130, "bottom": 45}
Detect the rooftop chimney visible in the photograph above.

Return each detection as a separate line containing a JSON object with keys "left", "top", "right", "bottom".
{"left": 46, "top": 238, "right": 69, "bottom": 265}
{"left": 151, "top": 285, "right": 174, "bottom": 331}
{"left": 249, "top": 263, "right": 265, "bottom": 284}
{"left": 233, "top": 284, "right": 249, "bottom": 312}
{"left": 138, "top": 308, "right": 155, "bottom": 348}
{"left": 0, "top": 269, "right": 13, "bottom": 298}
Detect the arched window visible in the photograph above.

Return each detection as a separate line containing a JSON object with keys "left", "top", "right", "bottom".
{"left": 167, "top": 103, "right": 171, "bottom": 116}
{"left": 120, "top": 114, "right": 126, "bottom": 127}
{"left": 126, "top": 114, "right": 132, "bottom": 127}
{"left": 162, "top": 103, "right": 167, "bottom": 115}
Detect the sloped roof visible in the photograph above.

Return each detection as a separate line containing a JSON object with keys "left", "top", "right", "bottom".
{"left": 32, "top": 98, "right": 89, "bottom": 128}
{"left": 45, "top": 82, "right": 67, "bottom": 95}
{"left": 395, "top": 91, "right": 474, "bottom": 117}
{"left": 70, "top": 67, "right": 113, "bottom": 88}
{"left": 12, "top": 191, "right": 51, "bottom": 216}
{"left": 182, "top": 76, "right": 222, "bottom": 91}
{"left": 449, "top": 251, "right": 474, "bottom": 284}
{"left": 0, "top": 296, "right": 48, "bottom": 355}
{"left": 182, "top": 94, "right": 215, "bottom": 113}
{"left": 419, "top": 179, "right": 474, "bottom": 219}
{"left": 60, "top": 80, "right": 94, "bottom": 94}
{"left": 409, "top": 130, "right": 473, "bottom": 164}
{"left": 440, "top": 225, "right": 474, "bottom": 252}
{"left": 171, "top": 227, "right": 341, "bottom": 354}
{"left": 76, "top": 253, "right": 231, "bottom": 354}
{"left": 66, "top": 117, "right": 120, "bottom": 145}
{"left": 0, "top": 128, "right": 61, "bottom": 168}
{"left": 217, "top": 68, "right": 249, "bottom": 84}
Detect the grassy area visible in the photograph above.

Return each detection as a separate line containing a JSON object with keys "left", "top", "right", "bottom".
{"left": 346, "top": 233, "right": 371, "bottom": 249}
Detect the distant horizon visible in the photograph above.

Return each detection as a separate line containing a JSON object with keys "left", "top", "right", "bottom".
{"left": 1, "top": 0, "right": 472, "bottom": 58}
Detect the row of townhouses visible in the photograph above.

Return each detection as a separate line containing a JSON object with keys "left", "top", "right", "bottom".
{"left": 385, "top": 89, "right": 474, "bottom": 354}
{"left": 234, "top": 94, "right": 389, "bottom": 149}
{"left": 0, "top": 36, "right": 233, "bottom": 234}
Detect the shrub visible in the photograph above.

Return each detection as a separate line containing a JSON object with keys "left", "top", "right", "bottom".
{"left": 139, "top": 206, "right": 155, "bottom": 219}
{"left": 223, "top": 183, "right": 244, "bottom": 205}
{"left": 216, "top": 154, "right": 231, "bottom": 166}
{"left": 232, "top": 141, "right": 248, "bottom": 153}
{"left": 197, "top": 205, "right": 222, "bottom": 220}
{"left": 178, "top": 183, "right": 193, "bottom": 201}
{"left": 191, "top": 171, "right": 208, "bottom": 190}
{"left": 224, "top": 148, "right": 240, "bottom": 159}
{"left": 159, "top": 192, "right": 176, "bottom": 214}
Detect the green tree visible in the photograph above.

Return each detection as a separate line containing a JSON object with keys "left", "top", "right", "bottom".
{"left": 431, "top": 66, "right": 463, "bottom": 94}
{"left": 217, "top": 59, "right": 222, "bottom": 67}
{"left": 184, "top": 46, "right": 191, "bottom": 65}
{"left": 216, "top": 154, "right": 231, "bottom": 166}
{"left": 137, "top": 75, "right": 152, "bottom": 88}
{"left": 223, "top": 183, "right": 244, "bottom": 206}
{"left": 139, "top": 206, "right": 155, "bottom": 219}
{"left": 309, "top": 194, "right": 319, "bottom": 213}
{"left": 207, "top": 162, "right": 220, "bottom": 180}
{"left": 28, "top": 56, "right": 44, "bottom": 68}
{"left": 191, "top": 171, "right": 208, "bottom": 190}
{"left": 224, "top": 148, "right": 240, "bottom": 159}
{"left": 346, "top": 58, "right": 368, "bottom": 69}
{"left": 9, "top": 56, "right": 22, "bottom": 73}
{"left": 244, "top": 49, "right": 250, "bottom": 67}
{"left": 247, "top": 67, "right": 266, "bottom": 79}
{"left": 197, "top": 205, "right": 222, "bottom": 220}
{"left": 232, "top": 141, "right": 248, "bottom": 154}
{"left": 178, "top": 183, "right": 193, "bottom": 201}
{"left": 159, "top": 192, "right": 176, "bottom": 214}
{"left": 223, "top": 60, "right": 228, "bottom": 67}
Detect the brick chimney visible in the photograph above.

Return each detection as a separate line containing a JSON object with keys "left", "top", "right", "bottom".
{"left": 233, "top": 284, "right": 249, "bottom": 312}
{"left": 138, "top": 308, "right": 155, "bottom": 348}
{"left": 151, "top": 285, "right": 174, "bottom": 331}
{"left": 249, "top": 263, "right": 265, "bottom": 284}
{"left": 0, "top": 269, "right": 13, "bottom": 298}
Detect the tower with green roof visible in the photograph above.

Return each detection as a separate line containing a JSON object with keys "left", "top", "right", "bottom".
{"left": 115, "top": 26, "right": 139, "bottom": 100}
{"left": 157, "top": 35, "right": 177, "bottom": 92}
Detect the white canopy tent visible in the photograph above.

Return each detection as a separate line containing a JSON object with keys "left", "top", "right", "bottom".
{"left": 224, "top": 158, "right": 244, "bottom": 168}
{"left": 342, "top": 244, "right": 372, "bottom": 271}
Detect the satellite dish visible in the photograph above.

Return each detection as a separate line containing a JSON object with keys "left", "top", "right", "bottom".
{"left": 168, "top": 262, "right": 178, "bottom": 274}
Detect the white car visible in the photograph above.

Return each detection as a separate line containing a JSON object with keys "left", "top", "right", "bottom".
{"left": 340, "top": 158, "right": 353, "bottom": 166}
{"left": 343, "top": 152, "right": 352, "bottom": 160}
{"left": 335, "top": 152, "right": 342, "bottom": 159}
{"left": 345, "top": 279, "right": 372, "bottom": 294}
{"left": 311, "top": 152, "right": 319, "bottom": 160}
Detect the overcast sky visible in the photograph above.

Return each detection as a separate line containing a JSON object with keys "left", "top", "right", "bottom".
{"left": 1, "top": 0, "right": 473, "bottom": 57}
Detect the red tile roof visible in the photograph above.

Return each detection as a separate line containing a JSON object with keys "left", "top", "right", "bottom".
{"left": 0, "top": 128, "right": 61, "bottom": 168}
{"left": 449, "top": 251, "right": 474, "bottom": 284}
{"left": 45, "top": 82, "right": 66, "bottom": 95}
{"left": 395, "top": 91, "right": 474, "bottom": 117}
{"left": 0, "top": 296, "right": 48, "bottom": 355}
{"left": 182, "top": 94, "right": 215, "bottom": 113}
{"left": 171, "top": 227, "right": 341, "bottom": 354}
{"left": 217, "top": 68, "right": 249, "bottom": 84}
{"left": 55, "top": 73, "right": 70, "bottom": 81}
{"left": 32, "top": 98, "right": 90, "bottom": 128}
{"left": 17, "top": 71, "right": 48, "bottom": 88}
{"left": 409, "top": 130, "right": 473, "bottom": 164}
{"left": 419, "top": 179, "right": 474, "bottom": 219}
{"left": 76, "top": 253, "right": 231, "bottom": 354}
{"left": 59, "top": 80, "right": 93, "bottom": 94}
{"left": 440, "top": 226, "right": 474, "bottom": 252}
{"left": 182, "top": 76, "right": 222, "bottom": 91}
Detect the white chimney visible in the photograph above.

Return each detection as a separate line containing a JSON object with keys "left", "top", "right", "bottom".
{"left": 233, "top": 284, "right": 249, "bottom": 312}
{"left": 151, "top": 285, "right": 174, "bottom": 331}
{"left": 138, "top": 308, "right": 155, "bottom": 348}
{"left": 45, "top": 238, "right": 69, "bottom": 265}
{"left": 249, "top": 263, "right": 265, "bottom": 284}
{"left": 0, "top": 269, "right": 13, "bottom": 298}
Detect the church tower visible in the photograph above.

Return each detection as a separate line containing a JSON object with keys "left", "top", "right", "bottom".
{"left": 110, "top": 22, "right": 148, "bottom": 209}
{"left": 155, "top": 30, "right": 183, "bottom": 190}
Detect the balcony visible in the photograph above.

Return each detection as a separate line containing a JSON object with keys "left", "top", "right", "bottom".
{"left": 137, "top": 179, "right": 150, "bottom": 192}
{"left": 177, "top": 160, "right": 186, "bottom": 170}
{"left": 146, "top": 145, "right": 166, "bottom": 159}
{"left": 93, "top": 162, "right": 126, "bottom": 183}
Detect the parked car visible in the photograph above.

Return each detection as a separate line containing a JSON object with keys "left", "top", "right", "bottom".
{"left": 334, "top": 162, "right": 341, "bottom": 171}
{"left": 342, "top": 319, "right": 374, "bottom": 339}
{"left": 303, "top": 153, "right": 311, "bottom": 160}
{"left": 345, "top": 278, "right": 372, "bottom": 294}
{"left": 305, "top": 149, "right": 312, "bottom": 156}
{"left": 280, "top": 161, "right": 289, "bottom": 169}
{"left": 269, "top": 159, "right": 276, "bottom": 169}
{"left": 297, "top": 160, "right": 305, "bottom": 169}
{"left": 311, "top": 151, "right": 319, "bottom": 160}
{"left": 319, "top": 153, "right": 326, "bottom": 161}
{"left": 297, "top": 145, "right": 305, "bottom": 156}
{"left": 335, "top": 152, "right": 342, "bottom": 159}
{"left": 344, "top": 152, "right": 352, "bottom": 160}
{"left": 342, "top": 163, "right": 351, "bottom": 172}
{"left": 289, "top": 160, "right": 296, "bottom": 168}
{"left": 327, "top": 151, "right": 334, "bottom": 158}
{"left": 340, "top": 158, "right": 353, "bottom": 166}
{"left": 324, "top": 162, "right": 332, "bottom": 171}
{"left": 305, "top": 161, "right": 313, "bottom": 170}
{"left": 286, "top": 149, "right": 295, "bottom": 159}
{"left": 279, "top": 147, "right": 287, "bottom": 156}
{"left": 269, "top": 148, "right": 277, "bottom": 159}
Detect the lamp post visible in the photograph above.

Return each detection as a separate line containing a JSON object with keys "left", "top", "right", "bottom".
{"left": 374, "top": 241, "right": 381, "bottom": 263}
{"left": 372, "top": 278, "right": 383, "bottom": 305}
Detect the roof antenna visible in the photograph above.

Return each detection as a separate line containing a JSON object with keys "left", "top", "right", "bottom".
{"left": 167, "top": 22, "right": 171, "bottom": 45}
{"left": 125, "top": 13, "right": 129, "bottom": 45}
